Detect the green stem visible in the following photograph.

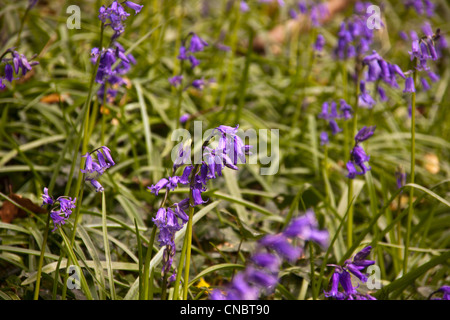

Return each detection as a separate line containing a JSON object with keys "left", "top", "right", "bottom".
{"left": 182, "top": 201, "right": 195, "bottom": 300}
{"left": 33, "top": 210, "right": 51, "bottom": 300}
{"left": 172, "top": 227, "right": 188, "bottom": 300}
{"left": 346, "top": 57, "right": 362, "bottom": 249}
{"left": 235, "top": 28, "right": 254, "bottom": 124}
{"left": 403, "top": 67, "right": 418, "bottom": 275}
{"left": 143, "top": 225, "right": 157, "bottom": 300}
{"left": 15, "top": 6, "right": 31, "bottom": 48}
{"left": 217, "top": 1, "right": 240, "bottom": 118}
{"left": 292, "top": 29, "right": 317, "bottom": 131}
{"left": 102, "top": 192, "right": 116, "bottom": 300}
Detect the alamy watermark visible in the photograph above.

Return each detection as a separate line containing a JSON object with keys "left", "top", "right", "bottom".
{"left": 366, "top": 5, "right": 382, "bottom": 30}
{"left": 366, "top": 265, "right": 382, "bottom": 290}
{"left": 66, "top": 5, "right": 81, "bottom": 30}
{"left": 66, "top": 265, "right": 81, "bottom": 290}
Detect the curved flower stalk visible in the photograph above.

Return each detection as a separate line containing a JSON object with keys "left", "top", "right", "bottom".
{"left": 41, "top": 187, "right": 77, "bottom": 231}
{"left": 0, "top": 48, "right": 39, "bottom": 89}
{"left": 429, "top": 285, "right": 450, "bottom": 300}
{"left": 92, "top": 1, "right": 143, "bottom": 103}
{"left": 80, "top": 146, "right": 116, "bottom": 192}
{"left": 148, "top": 125, "right": 252, "bottom": 295}
{"left": 324, "top": 246, "right": 377, "bottom": 300}
{"left": 210, "top": 209, "right": 329, "bottom": 300}
{"left": 360, "top": 50, "right": 406, "bottom": 105}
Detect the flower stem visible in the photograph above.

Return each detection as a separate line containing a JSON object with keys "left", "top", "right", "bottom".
{"left": 102, "top": 191, "right": 116, "bottom": 300}
{"left": 403, "top": 67, "right": 417, "bottom": 275}
{"left": 33, "top": 210, "right": 51, "bottom": 300}
{"left": 182, "top": 163, "right": 200, "bottom": 300}
{"left": 347, "top": 57, "right": 362, "bottom": 249}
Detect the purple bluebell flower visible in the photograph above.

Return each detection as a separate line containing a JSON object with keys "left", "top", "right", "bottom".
{"left": 283, "top": 209, "right": 329, "bottom": 248}
{"left": 399, "top": 31, "right": 409, "bottom": 41}
{"left": 346, "top": 126, "right": 375, "bottom": 178}
{"left": 245, "top": 266, "right": 278, "bottom": 289}
{"left": 169, "top": 75, "right": 183, "bottom": 87}
{"left": 192, "top": 78, "right": 205, "bottom": 90}
{"left": 50, "top": 211, "right": 67, "bottom": 232}
{"left": 354, "top": 125, "right": 376, "bottom": 143}
{"left": 188, "top": 55, "right": 200, "bottom": 69}
{"left": 395, "top": 167, "right": 407, "bottom": 189}
{"left": 325, "top": 246, "right": 376, "bottom": 300}
{"left": 377, "top": 86, "right": 388, "bottom": 102}
{"left": 82, "top": 147, "right": 116, "bottom": 192}
{"left": 192, "top": 186, "right": 208, "bottom": 205}
{"left": 324, "top": 270, "right": 345, "bottom": 300}
{"left": 358, "top": 81, "right": 376, "bottom": 108}
{"left": 0, "top": 49, "right": 38, "bottom": 88}
{"left": 212, "top": 208, "right": 328, "bottom": 300}
{"left": 4, "top": 64, "right": 14, "bottom": 82}
{"left": 178, "top": 165, "right": 193, "bottom": 184}
{"left": 334, "top": 8, "right": 375, "bottom": 61}
{"left": 329, "top": 119, "right": 342, "bottom": 135}
{"left": 177, "top": 46, "right": 189, "bottom": 60}
{"left": 313, "top": 34, "right": 325, "bottom": 52}
{"left": 320, "top": 131, "right": 329, "bottom": 146}
{"left": 258, "top": 234, "right": 301, "bottom": 263}
{"left": 58, "top": 197, "right": 77, "bottom": 218}
{"left": 404, "top": 76, "right": 415, "bottom": 93}
{"left": 42, "top": 189, "right": 77, "bottom": 232}
{"left": 240, "top": 1, "right": 250, "bottom": 12}
{"left": 420, "top": 77, "right": 430, "bottom": 91}
{"left": 149, "top": 178, "right": 169, "bottom": 195}
{"left": 41, "top": 187, "right": 54, "bottom": 206}
{"left": 339, "top": 99, "right": 353, "bottom": 119}
{"left": 189, "top": 33, "right": 208, "bottom": 53}
{"left": 124, "top": 1, "right": 143, "bottom": 14}
{"left": 251, "top": 253, "right": 281, "bottom": 273}
{"left": 427, "top": 71, "right": 439, "bottom": 82}
{"left": 318, "top": 102, "right": 331, "bottom": 120}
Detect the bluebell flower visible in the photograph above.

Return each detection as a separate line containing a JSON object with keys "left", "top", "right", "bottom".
{"left": 50, "top": 211, "right": 67, "bottom": 232}
{"left": 41, "top": 187, "right": 54, "bottom": 206}
{"left": 124, "top": 1, "right": 143, "bottom": 14}
{"left": 81, "top": 147, "right": 116, "bottom": 192}
{"left": 148, "top": 178, "right": 169, "bottom": 195}
{"left": 211, "top": 209, "right": 328, "bottom": 300}
{"left": 354, "top": 125, "right": 376, "bottom": 143}
{"left": 320, "top": 131, "right": 329, "bottom": 146}
{"left": 395, "top": 167, "right": 407, "bottom": 189}
{"left": 41, "top": 188, "right": 77, "bottom": 232}
{"left": 283, "top": 209, "right": 329, "bottom": 248}
{"left": 404, "top": 76, "right": 415, "bottom": 93}
{"left": 177, "top": 46, "right": 189, "bottom": 60}
{"left": 358, "top": 81, "right": 376, "bottom": 108}
{"left": 313, "top": 34, "right": 325, "bottom": 52}
{"left": 169, "top": 75, "right": 183, "bottom": 87}
{"left": 329, "top": 119, "right": 342, "bottom": 135}
{"left": 325, "top": 246, "right": 376, "bottom": 300}
{"left": 339, "top": 99, "right": 353, "bottom": 120}
{"left": 189, "top": 33, "right": 208, "bottom": 53}
{"left": 347, "top": 126, "right": 376, "bottom": 179}
{"left": 192, "top": 78, "right": 205, "bottom": 90}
